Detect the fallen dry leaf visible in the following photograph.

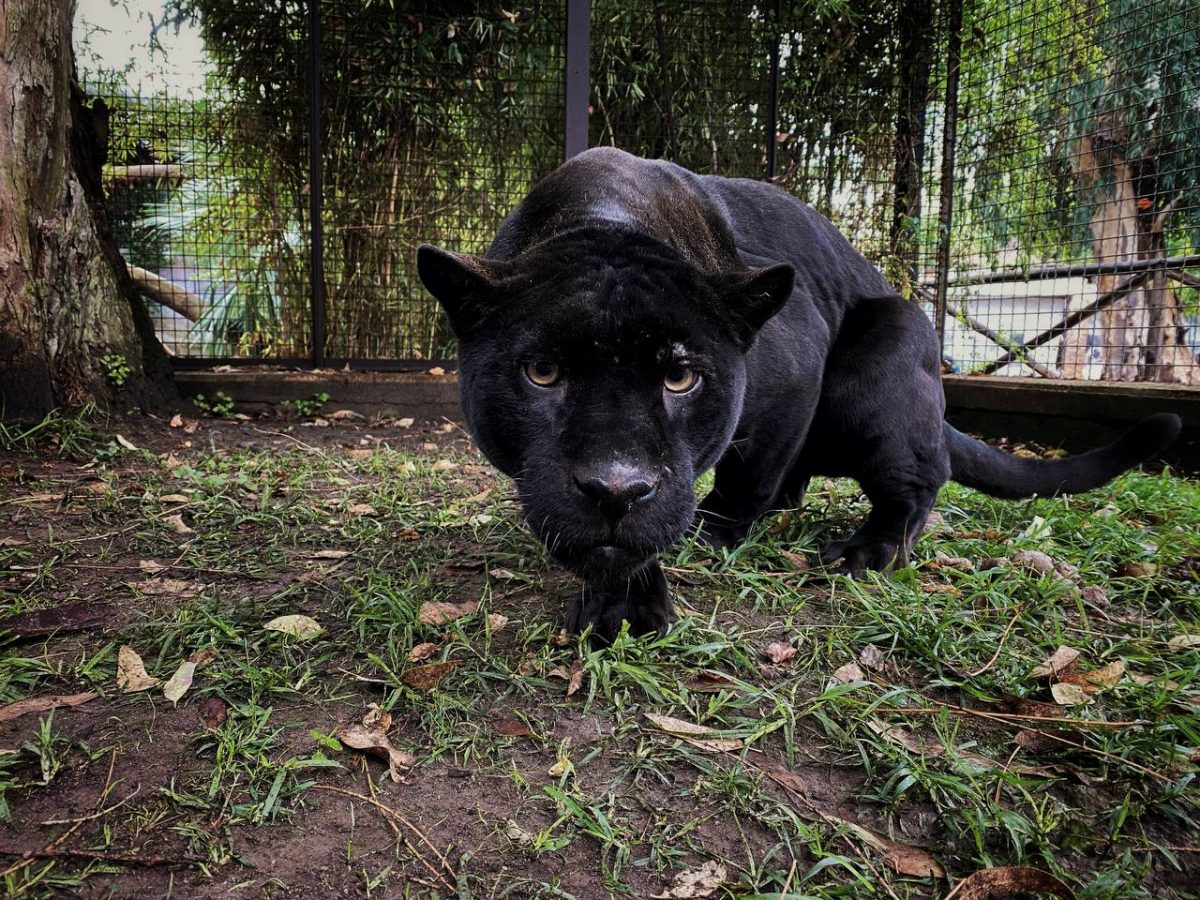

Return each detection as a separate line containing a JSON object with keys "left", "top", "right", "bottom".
{"left": 431, "top": 459, "right": 457, "bottom": 472}
{"left": 489, "top": 567, "right": 518, "bottom": 580}
{"left": 264, "top": 614, "right": 323, "bottom": 640}
{"left": 362, "top": 703, "right": 392, "bottom": 731}
{"left": 466, "top": 487, "right": 492, "bottom": 504}
{"left": 487, "top": 613, "right": 510, "bottom": 632}
{"left": 764, "top": 641, "right": 797, "bottom": 665}
{"left": 338, "top": 722, "right": 414, "bottom": 782}
{"left": 643, "top": 713, "right": 742, "bottom": 752}
{"left": 162, "top": 660, "right": 198, "bottom": 704}
{"left": 129, "top": 577, "right": 197, "bottom": 597}
{"left": 1058, "top": 659, "right": 1125, "bottom": 693}
{"left": 504, "top": 819, "right": 535, "bottom": 847}
{"left": 427, "top": 366, "right": 446, "bottom": 376}
{"left": 397, "top": 417, "right": 415, "bottom": 428}
{"left": 566, "top": 660, "right": 584, "bottom": 697}
{"left": 1030, "top": 646, "right": 1080, "bottom": 679}
{"left": 859, "top": 644, "right": 886, "bottom": 669}
{"left": 653, "top": 860, "right": 727, "bottom": 899}
{"left": 867, "top": 720, "right": 943, "bottom": 755}
{"left": 1118, "top": 561, "right": 1157, "bottom": 578}
{"left": 159, "top": 493, "right": 190, "bottom": 504}
{"left": 0, "top": 692, "right": 97, "bottom": 723}
{"left": 1013, "top": 729, "right": 1064, "bottom": 753}
{"left": 164, "top": 513, "right": 194, "bottom": 535}
{"left": 685, "top": 673, "right": 742, "bottom": 693}
{"left": 346, "top": 503, "right": 378, "bottom": 516}
{"left": 400, "top": 660, "right": 458, "bottom": 690}
{"left": 1168, "top": 633, "right": 1200, "bottom": 652}
{"left": 1010, "top": 549, "right": 1055, "bottom": 575}
{"left": 779, "top": 549, "right": 810, "bottom": 571}
{"left": 0, "top": 536, "right": 26, "bottom": 547}
{"left": 407, "top": 642, "right": 440, "bottom": 662}
{"left": 947, "top": 866, "right": 1074, "bottom": 899}
{"left": 1050, "top": 682, "right": 1092, "bottom": 706}
{"left": 345, "top": 448, "right": 373, "bottom": 460}
{"left": 831, "top": 817, "right": 945, "bottom": 879}
{"left": 115, "top": 434, "right": 139, "bottom": 452}
{"left": 417, "top": 600, "right": 478, "bottom": 625}
{"left": 169, "top": 413, "right": 184, "bottom": 428}
{"left": 138, "top": 560, "right": 169, "bottom": 575}
{"left": 117, "top": 646, "right": 159, "bottom": 693}
{"left": 832, "top": 661, "right": 866, "bottom": 683}
{"left": 309, "top": 549, "right": 350, "bottom": 560}
{"left": 200, "top": 697, "right": 228, "bottom": 729}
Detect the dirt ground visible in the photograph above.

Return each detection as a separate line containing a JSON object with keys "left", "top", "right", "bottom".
{"left": 1, "top": 411, "right": 1198, "bottom": 898}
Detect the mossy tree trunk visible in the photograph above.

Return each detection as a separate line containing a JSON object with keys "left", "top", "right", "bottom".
{"left": 0, "top": 0, "right": 173, "bottom": 421}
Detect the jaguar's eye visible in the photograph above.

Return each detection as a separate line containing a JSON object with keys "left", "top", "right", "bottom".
{"left": 664, "top": 364, "right": 699, "bottom": 394}
{"left": 524, "top": 359, "right": 561, "bottom": 387}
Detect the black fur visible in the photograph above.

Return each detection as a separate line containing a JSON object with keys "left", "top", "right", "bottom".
{"left": 418, "top": 148, "right": 1182, "bottom": 642}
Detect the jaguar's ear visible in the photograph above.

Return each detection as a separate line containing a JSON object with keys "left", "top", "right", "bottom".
{"left": 713, "top": 263, "right": 795, "bottom": 349}
{"left": 417, "top": 245, "right": 506, "bottom": 337}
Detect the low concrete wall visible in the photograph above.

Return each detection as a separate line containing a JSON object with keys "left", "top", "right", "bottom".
{"left": 175, "top": 369, "right": 1199, "bottom": 470}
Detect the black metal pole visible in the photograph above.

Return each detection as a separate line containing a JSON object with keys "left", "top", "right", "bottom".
{"left": 765, "top": 0, "right": 781, "bottom": 180}
{"left": 564, "top": 0, "right": 590, "bottom": 160}
{"left": 307, "top": 0, "right": 327, "bottom": 369}
{"left": 932, "top": 0, "right": 962, "bottom": 351}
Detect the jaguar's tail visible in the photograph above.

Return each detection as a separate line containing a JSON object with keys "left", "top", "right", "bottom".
{"left": 944, "top": 414, "right": 1181, "bottom": 499}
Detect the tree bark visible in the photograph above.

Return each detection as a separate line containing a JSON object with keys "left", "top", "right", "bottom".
{"left": 0, "top": 0, "right": 174, "bottom": 421}
{"left": 1059, "top": 130, "right": 1197, "bottom": 383}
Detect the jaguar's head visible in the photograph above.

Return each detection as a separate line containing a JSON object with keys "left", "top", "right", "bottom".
{"left": 418, "top": 227, "right": 793, "bottom": 584}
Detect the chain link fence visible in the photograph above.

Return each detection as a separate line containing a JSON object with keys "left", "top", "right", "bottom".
{"left": 79, "top": 0, "right": 1200, "bottom": 384}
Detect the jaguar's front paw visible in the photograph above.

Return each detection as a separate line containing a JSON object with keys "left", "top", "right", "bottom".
{"left": 819, "top": 536, "right": 905, "bottom": 576}
{"left": 566, "top": 562, "right": 676, "bottom": 645}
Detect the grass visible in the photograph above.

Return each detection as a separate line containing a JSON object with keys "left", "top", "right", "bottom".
{"left": 0, "top": 409, "right": 1197, "bottom": 898}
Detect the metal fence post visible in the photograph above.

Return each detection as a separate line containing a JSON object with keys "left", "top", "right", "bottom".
{"left": 307, "top": 0, "right": 327, "bottom": 368}
{"left": 765, "top": 0, "right": 781, "bottom": 180}
{"left": 932, "top": 0, "right": 963, "bottom": 353}
{"left": 565, "top": 0, "right": 590, "bottom": 160}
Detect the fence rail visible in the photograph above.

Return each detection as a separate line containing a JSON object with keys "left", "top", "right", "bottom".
{"left": 81, "top": 0, "right": 1200, "bottom": 387}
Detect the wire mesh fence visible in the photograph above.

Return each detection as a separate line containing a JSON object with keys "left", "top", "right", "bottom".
{"left": 78, "top": 0, "right": 1200, "bottom": 384}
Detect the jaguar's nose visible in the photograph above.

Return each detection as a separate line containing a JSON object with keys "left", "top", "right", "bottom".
{"left": 572, "top": 462, "right": 659, "bottom": 520}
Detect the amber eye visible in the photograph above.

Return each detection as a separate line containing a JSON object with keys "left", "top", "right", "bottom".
{"left": 524, "top": 359, "right": 561, "bottom": 387}
{"left": 664, "top": 363, "right": 699, "bottom": 394}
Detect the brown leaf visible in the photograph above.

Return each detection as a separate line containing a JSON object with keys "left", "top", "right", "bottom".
{"left": 346, "top": 503, "right": 378, "bottom": 516}
{"left": 0, "top": 601, "right": 118, "bottom": 638}
{"left": 309, "top": 549, "right": 350, "bottom": 560}
{"left": 684, "top": 673, "right": 742, "bottom": 693}
{"left": 138, "top": 560, "right": 169, "bottom": 575}
{"left": 0, "top": 692, "right": 97, "bottom": 723}
{"left": 1011, "top": 549, "right": 1055, "bottom": 575}
{"left": 999, "top": 695, "right": 1066, "bottom": 718}
{"left": 1118, "top": 561, "right": 1157, "bottom": 578}
{"left": 566, "top": 659, "right": 583, "bottom": 697}
{"left": 169, "top": 414, "right": 184, "bottom": 428}
{"left": 831, "top": 661, "right": 866, "bottom": 683}
{"left": 779, "top": 549, "right": 810, "bottom": 571}
{"left": 362, "top": 703, "right": 391, "bottom": 732}
{"left": 200, "top": 697, "right": 228, "bottom": 729}
{"left": 189, "top": 648, "right": 218, "bottom": 667}
{"left": 417, "top": 600, "right": 478, "bottom": 625}
{"left": 400, "top": 660, "right": 458, "bottom": 690}
{"left": 164, "top": 513, "right": 194, "bottom": 535}
{"left": 831, "top": 817, "right": 945, "bottom": 879}
{"left": 407, "top": 642, "right": 439, "bottom": 662}
{"left": 337, "top": 723, "right": 415, "bottom": 782}
{"left": 1058, "top": 659, "right": 1125, "bottom": 693}
{"left": 1030, "top": 646, "right": 1080, "bottom": 679}
{"left": 859, "top": 644, "right": 886, "bottom": 669}
{"left": 948, "top": 866, "right": 1074, "bottom": 899}
{"left": 129, "top": 577, "right": 198, "bottom": 597}
{"left": 486, "top": 613, "right": 510, "bottom": 632}
{"left": 159, "top": 494, "right": 190, "bottom": 504}
{"left": 431, "top": 459, "right": 457, "bottom": 472}
{"left": 1013, "top": 729, "right": 1065, "bottom": 754}
{"left": 643, "top": 713, "right": 742, "bottom": 752}
{"left": 764, "top": 641, "right": 797, "bottom": 665}
{"left": 116, "top": 646, "right": 159, "bottom": 693}
{"left": 653, "top": 860, "right": 728, "bottom": 898}
{"left": 427, "top": 366, "right": 446, "bottom": 376}
{"left": 264, "top": 614, "right": 323, "bottom": 639}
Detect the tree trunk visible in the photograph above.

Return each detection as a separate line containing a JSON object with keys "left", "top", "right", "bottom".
{"left": 1058, "top": 130, "right": 1197, "bottom": 383}
{"left": 0, "top": 0, "right": 174, "bottom": 421}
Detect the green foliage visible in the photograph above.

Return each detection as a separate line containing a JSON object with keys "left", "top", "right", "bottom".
{"left": 98, "top": 353, "right": 131, "bottom": 387}
{"left": 281, "top": 391, "right": 331, "bottom": 418}
{"left": 192, "top": 390, "right": 236, "bottom": 419}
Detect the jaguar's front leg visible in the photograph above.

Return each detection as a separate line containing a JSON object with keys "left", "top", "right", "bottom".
{"left": 565, "top": 559, "right": 675, "bottom": 645}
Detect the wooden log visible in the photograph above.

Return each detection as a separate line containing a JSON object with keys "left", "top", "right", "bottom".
{"left": 103, "top": 164, "right": 186, "bottom": 186}
{"left": 127, "top": 265, "right": 203, "bottom": 321}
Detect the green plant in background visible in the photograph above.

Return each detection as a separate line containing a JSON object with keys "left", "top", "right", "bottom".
{"left": 98, "top": 353, "right": 132, "bottom": 386}
{"left": 192, "top": 390, "right": 236, "bottom": 419}
{"left": 282, "top": 392, "right": 331, "bottom": 419}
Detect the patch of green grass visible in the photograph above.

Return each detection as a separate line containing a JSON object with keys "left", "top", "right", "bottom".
{"left": 1, "top": 423, "right": 1197, "bottom": 897}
